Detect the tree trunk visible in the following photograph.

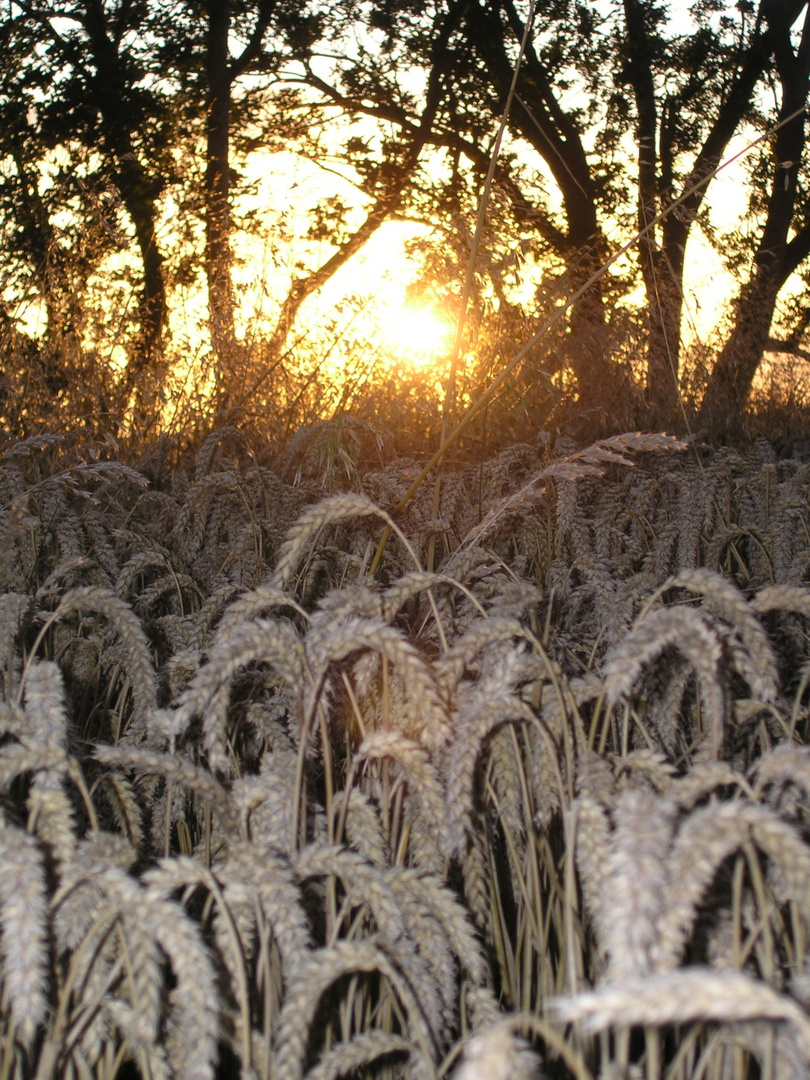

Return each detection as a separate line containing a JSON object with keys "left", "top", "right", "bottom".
{"left": 700, "top": 4, "right": 810, "bottom": 441}
{"left": 620, "top": 0, "right": 776, "bottom": 428}
{"left": 82, "top": 0, "right": 167, "bottom": 380}
{"left": 465, "top": 0, "right": 625, "bottom": 430}
{"left": 205, "top": 0, "right": 240, "bottom": 415}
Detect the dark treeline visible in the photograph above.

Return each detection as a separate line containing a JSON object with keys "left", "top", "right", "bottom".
{"left": 2, "top": 0, "right": 810, "bottom": 450}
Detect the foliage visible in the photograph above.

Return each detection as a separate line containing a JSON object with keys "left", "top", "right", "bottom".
{"left": 3, "top": 2, "right": 810, "bottom": 446}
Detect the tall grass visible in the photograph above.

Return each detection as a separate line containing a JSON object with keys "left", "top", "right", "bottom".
{"left": 2, "top": 428, "right": 810, "bottom": 1078}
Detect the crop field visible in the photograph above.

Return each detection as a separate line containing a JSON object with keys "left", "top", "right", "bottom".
{"left": 4, "top": 426, "right": 810, "bottom": 1080}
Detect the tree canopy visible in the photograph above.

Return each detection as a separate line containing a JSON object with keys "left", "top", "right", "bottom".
{"left": 2, "top": 0, "right": 810, "bottom": 447}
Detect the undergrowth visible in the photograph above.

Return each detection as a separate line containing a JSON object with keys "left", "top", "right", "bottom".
{"left": 3, "top": 426, "right": 810, "bottom": 1079}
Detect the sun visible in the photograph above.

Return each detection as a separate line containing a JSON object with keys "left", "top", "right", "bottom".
{"left": 379, "top": 300, "right": 455, "bottom": 365}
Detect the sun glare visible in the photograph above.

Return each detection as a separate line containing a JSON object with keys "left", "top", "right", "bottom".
{"left": 379, "top": 301, "right": 454, "bottom": 365}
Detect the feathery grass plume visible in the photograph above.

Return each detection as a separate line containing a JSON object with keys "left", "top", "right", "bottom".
{"left": 41, "top": 586, "right": 158, "bottom": 729}
{"left": 271, "top": 493, "right": 397, "bottom": 593}
{"left": 0, "top": 592, "right": 30, "bottom": 698}
{"left": 356, "top": 730, "right": 446, "bottom": 862}
{"left": 94, "top": 744, "right": 237, "bottom": 836}
{"left": 602, "top": 606, "right": 727, "bottom": 759}
{"left": 0, "top": 824, "right": 48, "bottom": 1047}
{"left": 304, "top": 1031, "right": 414, "bottom": 1080}
{"left": 550, "top": 966, "right": 810, "bottom": 1057}
{"left": 303, "top": 616, "right": 451, "bottom": 753}
{"left": 599, "top": 788, "right": 675, "bottom": 980}
{"left": 654, "top": 801, "right": 810, "bottom": 971}
{"left": 171, "top": 617, "right": 305, "bottom": 772}
{"left": 273, "top": 937, "right": 436, "bottom": 1080}
{"left": 670, "top": 567, "right": 780, "bottom": 702}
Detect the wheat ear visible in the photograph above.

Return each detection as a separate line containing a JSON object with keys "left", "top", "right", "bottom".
{"left": 670, "top": 568, "right": 779, "bottom": 702}
{"left": 273, "top": 937, "right": 436, "bottom": 1080}
{"left": 22, "top": 659, "right": 77, "bottom": 864}
{"left": 0, "top": 592, "right": 30, "bottom": 698}
{"left": 304, "top": 1031, "right": 414, "bottom": 1080}
{"left": 452, "top": 1025, "right": 541, "bottom": 1080}
{"left": 223, "top": 842, "right": 311, "bottom": 978}
{"left": 445, "top": 668, "right": 537, "bottom": 860}
{"left": 330, "top": 788, "right": 388, "bottom": 866}
{"left": 84, "top": 858, "right": 219, "bottom": 1080}
{"left": 271, "top": 493, "right": 419, "bottom": 593}
{"left": 655, "top": 801, "right": 810, "bottom": 970}
{"left": 602, "top": 606, "right": 727, "bottom": 759}
{"left": 171, "top": 617, "right": 305, "bottom": 772}
{"left": 215, "top": 582, "right": 309, "bottom": 638}
{"left": 94, "top": 744, "right": 236, "bottom": 836}
{"left": 304, "top": 617, "right": 451, "bottom": 753}
{"left": 752, "top": 584, "right": 810, "bottom": 618}
{"left": 550, "top": 966, "right": 810, "bottom": 1057}
{"left": 356, "top": 730, "right": 446, "bottom": 859}
{"left": 0, "top": 824, "right": 48, "bottom": 1047}
{"left": 599, "top": 788, "right": 675, "bottom": 980}
{"left": 38, "top": 586, "right": 158, "bottom": 725}
{"left": 293, "top": 843, "right": 443, "bottom": 1028}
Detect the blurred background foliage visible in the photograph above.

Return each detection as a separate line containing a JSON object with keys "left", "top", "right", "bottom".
{"left": 3, "top": 0, "right": 810, "bottom": 461}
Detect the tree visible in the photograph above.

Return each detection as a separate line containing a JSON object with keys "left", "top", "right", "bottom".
{"left": 699, "top": 0, "right": 810, "bottom": 438}
{"left": 290, "top": 0, "right": 810, "bottom": 436}
{"left": 4, "top": 0, "right": 810, "bottom": 442}
{"left": 2, "top": 0, "right": 177, "bottom": 422}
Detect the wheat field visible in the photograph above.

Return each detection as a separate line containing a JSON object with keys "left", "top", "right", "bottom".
{"left": 4, "top": 426, "right": 810, "bottom": 1080}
